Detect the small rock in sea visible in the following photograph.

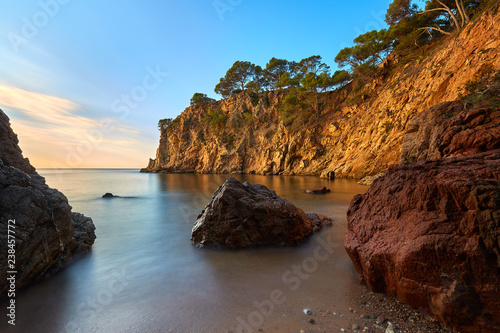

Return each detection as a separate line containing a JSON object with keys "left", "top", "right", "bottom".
{"left": 303, "top": 309, "right": 312, "bottom": 315}
{"left": 305, "top": 186, "right": 331, "bottom": 194}
{"left": 352, "top": 323, "right": 360, "bottom": 330}
{"left": 102, "top": 192, "right": 116, "bottom": 198}
{"left": 308, "top": 318, "right": 316, "bottom": 324}
{"left": 376, "top": 316, "right": 386, "bottom": 324}
{"left": 385, "top": 322, "right": 395, "bottom": 333}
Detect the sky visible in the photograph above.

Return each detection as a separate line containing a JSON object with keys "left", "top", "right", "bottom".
{"left": 0, "top": 0, "right": 392, "bottom": 168}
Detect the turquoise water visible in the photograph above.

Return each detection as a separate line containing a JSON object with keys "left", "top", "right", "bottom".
{"left": 1, "top": 170, "right": 367, "bottom": 333}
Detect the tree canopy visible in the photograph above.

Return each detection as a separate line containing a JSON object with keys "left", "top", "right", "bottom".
{"left": 206, "top": 0, "right": 489, "bottom": 101}
{"left": 190, "top": 93, "right": 215, "bottom": 106}
{"left": 214, "top": 61, "right": 263, "bottom": 98}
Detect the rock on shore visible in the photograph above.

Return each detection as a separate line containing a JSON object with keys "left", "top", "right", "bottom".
{"left": 0, "top": 109, "right": 96, "bottom": 296}
{"left": 191, "top": 178, "right": 332, "bottom": 248}
{"left": 344, "top": 150, "right": 500, "bottom": 333}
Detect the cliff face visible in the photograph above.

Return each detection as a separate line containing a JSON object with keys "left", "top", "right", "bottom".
{"left": 0, "top": 109, "right": 96, "bottom": 296}
{"left": 144, "top": 9, "right": 500, "bottom": 178}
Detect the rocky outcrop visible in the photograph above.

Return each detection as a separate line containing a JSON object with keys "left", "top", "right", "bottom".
{"left": 0, "top": 109, "right": 96, "bottom": 296}
{"left": 191, "top": 178, "right": 332, "bottom": 249}
{"left": 357, "top": 172, "right": 385, "bottom": 186}
{"left": 143, "top": 8, "right": 500, "bottom": 179}
{"left": 320, "top": 170, "right": 335, "bottom": 180}
{"left": 344, "top": 150, "right": 500, "bottom": 333}
{"left": 401, "top": 102, "right": 500, "bottom": 164}
{"left": 305, "top": 186, "right": 331, "bottom": 194}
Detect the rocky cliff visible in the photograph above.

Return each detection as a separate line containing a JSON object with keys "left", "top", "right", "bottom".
{"left": 143, "top": 7, "right": 500, "bottom": 178}
{"left": 0, "top": 109, "right": 96, "bottom": 296}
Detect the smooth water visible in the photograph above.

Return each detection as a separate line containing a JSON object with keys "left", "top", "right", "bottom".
{"left": 1, "top": 170, "right": 367, "bottom": 333}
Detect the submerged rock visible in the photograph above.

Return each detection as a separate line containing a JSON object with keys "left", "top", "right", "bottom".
{"left": 191, "top": 178, "right": 332, "bottom": 249}
{"left": 0, "top": 109, "right": 96, "bottom": 296}
{"left": 305, "top": 186, "right": 331, "bottom": 194}
{"left": 345, "top": 150, "right": 500, "bottom": 333}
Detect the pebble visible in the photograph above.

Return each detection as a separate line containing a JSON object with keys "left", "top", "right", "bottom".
{"left": 308, "top": 318, "right": 316, "bottom": 324}
{"left": 385, "top": 322, "right": 395, "bottom": 333}
{"left": 341, "top": 329, "right": 345, "bottom": 332}
{"left": 303, "top": 309, "right": 312, "bottom": 315}
{"left": 360, "top": 314, "right": 370, "bottom": 319}
{"left": 353, "top": 323, "right": 360, "bottom": 330}
{"left": 376, "top": 315, "right": 386, "bottom": 324}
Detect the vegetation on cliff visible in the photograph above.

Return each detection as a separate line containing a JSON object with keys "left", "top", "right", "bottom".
{"left": 191, "top": 0, "right": 498, "bottom": 104}
{"left": 144, "top": 1, "right": 500, "bottom": 177}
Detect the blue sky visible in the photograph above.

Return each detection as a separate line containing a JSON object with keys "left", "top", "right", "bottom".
{"left": 0, "top": 0, "right": 392, "bottom": 168}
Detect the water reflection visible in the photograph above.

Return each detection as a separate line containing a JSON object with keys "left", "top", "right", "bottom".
{"left": 0, "top": 170, "right": 366, "bottom": 333}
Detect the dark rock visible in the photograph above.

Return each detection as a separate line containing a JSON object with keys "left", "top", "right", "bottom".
{"left": 102, "top": 192, "right": 117, "bottom": 198}
{"left": 320, "top": 170, "right": 335, "bottom": 180}
{"left": 308, "top": 318, "right": 316, "bottom": 324}
{"left": 0, "top": 109, "right": 96, "bottom": 296}
{"left": 376, "top": 316, "right": 386, "bottom": 325}
{"left": 191, "top": 178, "right": 332, "bottom": 249}
{"left": 345, "top": 150, "right": 500, "bottom": 333}
{"left": 305, "top": 186, "right": 331, "bottom": 194}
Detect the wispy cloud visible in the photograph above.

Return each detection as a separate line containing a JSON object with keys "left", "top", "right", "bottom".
{"left": 0, "top": 83, "right": 151, "bottom": 168}
{"left": 0, "top": 84, "right": 94, "bottom": 127}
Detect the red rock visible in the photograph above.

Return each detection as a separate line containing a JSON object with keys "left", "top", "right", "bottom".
{"left": 344, "top": 150, "right": 500, "bottom": 333}
{"left": 400, "top": 102, "right": 500, "bottom": 164}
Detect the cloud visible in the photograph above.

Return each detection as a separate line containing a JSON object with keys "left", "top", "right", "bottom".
{"left": 0, "top": 84, "right": 94, "bottom": 127}
{"left": 0, "top": 83, "right": 151, "bottom": 168}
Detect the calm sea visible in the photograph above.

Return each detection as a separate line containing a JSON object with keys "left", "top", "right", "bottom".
{"left": 1, "top": 169, "right": 367, "bottom": 333}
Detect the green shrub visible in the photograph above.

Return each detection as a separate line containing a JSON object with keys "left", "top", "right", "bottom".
{"left": 204, "top": 108, "right": 228, "bottom": 129}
